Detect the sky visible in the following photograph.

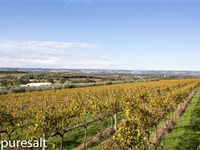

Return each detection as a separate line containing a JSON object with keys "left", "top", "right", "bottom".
{"left": 0, "top": 0, "right": 200, "bottom": 70}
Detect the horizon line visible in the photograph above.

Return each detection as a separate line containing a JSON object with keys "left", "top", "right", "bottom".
{"left": 1, "top": 67, "right": 200, "bottom": 72}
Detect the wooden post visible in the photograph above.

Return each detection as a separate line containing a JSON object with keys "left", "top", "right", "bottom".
{"left": 83, "top": 112, "right": 88, "bottom": 150}
{"left": 114, "top": 113, "right": 117, "bottom": 131}
{"left": 154, "top": 124, "right": 158, "bottom": 139}
{"left": 60, "top": 135, "right": 64, "bottom": 150}
{"left": 42, "top": 133, "right": 46, "bottom": 150}
{"left": 99, "top": 119, "right": 103, "bottom": 138}
{"left": 112, "top": 115, "right": 115, "bottom": 129}
{"left": 163, "top": 118, "right": 166, "bottom": 129}
{"left": 42, "top": 101, "right": 47, "bottom": 150}
{"left": 84, "top": 125, "right": 88, "bottom": 150}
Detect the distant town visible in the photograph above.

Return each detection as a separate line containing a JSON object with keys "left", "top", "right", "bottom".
{"left": 1, "top": 68, "right": 200, "bottom": 76}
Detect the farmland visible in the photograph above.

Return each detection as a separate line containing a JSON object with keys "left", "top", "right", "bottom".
{"left": 0, "top": 79, "right": 199, "bottom": 149}
{"left": 0, "top": 71, "right": 186, "bottom": 95}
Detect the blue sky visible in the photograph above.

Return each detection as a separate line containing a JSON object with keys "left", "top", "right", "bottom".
{"left": 0, "top": 0, "right": 200, "bottom": 70}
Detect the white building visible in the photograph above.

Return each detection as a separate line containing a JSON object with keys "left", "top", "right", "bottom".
{"left": 21, "top": 82, "right": 52, "bottom": 87}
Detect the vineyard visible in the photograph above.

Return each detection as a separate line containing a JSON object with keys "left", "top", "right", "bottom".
{"left": 0, "top": 79, "right": 200, "bottom": 149}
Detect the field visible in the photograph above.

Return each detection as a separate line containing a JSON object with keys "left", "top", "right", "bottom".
{"left": 0, "top": 72, "right": 186, "bottom": 95}
{"left": 0, "top": 79, "right": 200, "bottom": 149}
{"left": 0, "top": 72, "right": 154, "bottom": 95}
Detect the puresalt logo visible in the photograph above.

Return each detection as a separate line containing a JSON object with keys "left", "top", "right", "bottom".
{"left": 0, "top": 138, "right": 47, "bottom": 150}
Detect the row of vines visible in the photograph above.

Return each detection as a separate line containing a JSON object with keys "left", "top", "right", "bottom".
{"left": 0, "top": 79, "right": 200, "bottom": 149}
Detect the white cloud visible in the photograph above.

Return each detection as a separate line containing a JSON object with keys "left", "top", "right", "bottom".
{"left": 18, "top": 58, "right": 57, "bottom": 64}
{"left": 0, "top": 41, "right": 96, "bottom": 51}
{"left": 0, "top": 41, "right": 116, "bottom": 69}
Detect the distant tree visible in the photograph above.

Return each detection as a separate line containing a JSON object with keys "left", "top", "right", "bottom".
{"left": 0, "top": 80, "right": 9, "bottom": 87}
{"left": 60, "top": 79, "right": 65, "bottom": 84}
{"left": 28, "top": 74, "right": 34, "bottom": 79}
{"left": 2, "top": 75, "right": 16, "bottom": 80}
{"left": 21, "top": 75, "right": 30, "bottom": 80}
{"left": 84, "top": 79, "right": 96, "bottom": 83}
{"left": 13, "top": 79, "right": 22, "bottom": 85}
{"left": 47, "top": 78, "right": 54, "bottom": 83}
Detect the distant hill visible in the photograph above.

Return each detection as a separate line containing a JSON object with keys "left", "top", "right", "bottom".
{"left": 1, "top": 68, "right": 200, "bottom": 76}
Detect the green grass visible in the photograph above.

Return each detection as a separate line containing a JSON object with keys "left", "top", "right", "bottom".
{"left": 48, "top": 113, "right": 123, "bottom": 150}
{"left": 48, "top": 118, "right": 111, "bottom": 150}
{"left": 159, "top": 88, "right": 200, "bottom": 150}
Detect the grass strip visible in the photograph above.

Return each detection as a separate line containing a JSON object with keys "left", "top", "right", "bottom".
{"left": 159, "top": 88, "right": 200, "bottom": 150}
